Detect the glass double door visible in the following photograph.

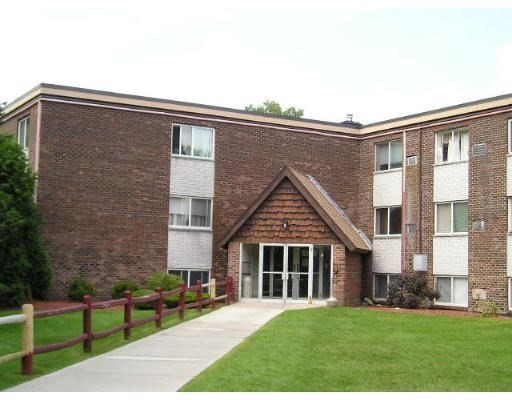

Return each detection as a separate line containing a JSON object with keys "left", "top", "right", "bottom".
{"left": 260, "top": 244, "right": 313, "bottom": 301}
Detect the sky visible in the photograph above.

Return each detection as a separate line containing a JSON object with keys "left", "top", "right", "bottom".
{"left": 2, "top": 0, "right": 512, "bottom": 124}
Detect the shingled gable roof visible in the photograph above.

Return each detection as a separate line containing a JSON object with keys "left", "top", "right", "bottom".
{"left": 218, "top": 167, "right": 372, "bottom": 253}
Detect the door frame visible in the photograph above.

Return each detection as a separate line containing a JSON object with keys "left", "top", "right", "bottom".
{"left": 258, "top": 243, "right": 314, "bottom": 302}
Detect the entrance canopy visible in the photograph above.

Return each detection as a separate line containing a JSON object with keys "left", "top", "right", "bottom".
{"left": 219, "top": 166, "right": 371, "bottom": 253}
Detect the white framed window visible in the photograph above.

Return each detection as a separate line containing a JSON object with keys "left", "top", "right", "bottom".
{"left": 375, "top": 140, "right": 403, "bottom": 171}
{"left": 374, "top": 273, "right": 399, "bottom": 300}
{"left": 509, "top": 197, "right": 512, "bottom": 233}
{"left": 17, "top": 117, "right": 30, "bottom": 155}
{"left": 436, "top": 276, "right": 468, "bottom": 306}
{"left": 508, "top": 119, "right": 512, "bottom": 154}
{"left": 509, "top": 278, "right": 512, "bottom": 310}
{"left": 435, "top": 201, "right": 468, "bottom": 234}
{"left": 435, "top": 128, "right": 469, "bottom": 164}
{"left": 168, "top": 269, "right": 210, "bottom": 292}
{"left": 172, "top": 124, "right": 214, "bottom": 159}
{"left": 375, "top": 206, "right": 402, "bottom": 236}
{"left": 169, "top": 197, "right": 212, "bottom": 229}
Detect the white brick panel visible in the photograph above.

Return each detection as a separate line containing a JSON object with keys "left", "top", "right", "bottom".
{"left": 433, "top": 235, "right": 468, "bottom": 275}
{"left": 170, "top": 157, "right": 215, "bottom": 198}
{"left": 372, "top": 237, "right": 401, "bottom": 273}
{"left": 168, "top": 230, "right": 213, "bottom": 270}
{"left": 433, "top": 161, "right": 468, "bottom": 202}
{"left": 373, "top": 169, "right": 402, "bottom": 207}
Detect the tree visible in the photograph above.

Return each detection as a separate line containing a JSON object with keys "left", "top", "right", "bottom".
{"left": 245, "top": 100, "right": 304, "bottom": 118}
{"left": 0, "top": 133, "right": 52, "bottom": 306}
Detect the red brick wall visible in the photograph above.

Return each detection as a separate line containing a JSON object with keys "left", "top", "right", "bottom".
{"left": 213, "top": 122, "right": 362, "bottom": 281}
{"left": 36, "top": 101, "right": 172, "bottom": 298}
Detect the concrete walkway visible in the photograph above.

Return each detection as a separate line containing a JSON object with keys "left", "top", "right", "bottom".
{"left": 7, "top": 302, "right": 321, "bottom": 392}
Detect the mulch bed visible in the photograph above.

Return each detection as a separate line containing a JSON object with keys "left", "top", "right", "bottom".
{"left": 357, "top": 304, "right": 509, "bottom": 318}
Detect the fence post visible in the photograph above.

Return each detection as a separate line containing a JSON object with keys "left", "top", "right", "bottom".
{"left": 197, "top": 280, "right": 203, "bottom": 315}
{"left": 156, "top": 288, "right": 163, "bottom": 329}
{"left": 179, "top": 282, "right": 186, "bottom": 320}
{"left": 83, "top": 295, "right": 93, "bottom": 352}
{"left": 124, "top": 291, "right": 132, "bottom": 339}
{"left": 21, "top": 304, "right": 34, "bottom": 375}
{"left": 211, "top": 278, "right": 216, "bottom": 310}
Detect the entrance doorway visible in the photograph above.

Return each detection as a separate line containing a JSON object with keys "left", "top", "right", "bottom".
{"left": 240, "top": 243, "right": 332, "bottom": 302}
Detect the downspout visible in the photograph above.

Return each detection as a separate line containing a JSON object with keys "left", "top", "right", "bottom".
{"left": 402, "top": 130, "right": 407, "bottom": 273}
{"left": 34, "top": 100, "right": 42, "bottom": 203}
{"left": 418, "top": 128, "right": 423, "bottom": 254}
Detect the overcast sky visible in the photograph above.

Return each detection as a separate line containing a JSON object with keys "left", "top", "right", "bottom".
{"left": 2, "top": 0, "right": 512, "bottom": 124}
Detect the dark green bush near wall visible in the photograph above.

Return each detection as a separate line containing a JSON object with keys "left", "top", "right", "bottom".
{"left": 165, "top": 292, "right": 211, "bottom": 308}
{"left": 387, "top": 272, "right": 440, "bottom": 309}
{"left": 68, "top": 278, "right": 97, "bottom": 301}
{"left": 111, "top": 281, "right": 140, "bottom": 299}
{"left": 146, "top": 272, "right": 183, "bottom": 291}
{"left": 0, "top": 134, "right": 52, "bottom": 307}
{"left": 0, "top": 282, "right": 26, "bottom": 308}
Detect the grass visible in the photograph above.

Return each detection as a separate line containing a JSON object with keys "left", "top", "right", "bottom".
{"left": 0, "top": 306, "right": 209, "bottom": 391}
{"left": 181, "top": 307, "right": 512, "bottom": 392}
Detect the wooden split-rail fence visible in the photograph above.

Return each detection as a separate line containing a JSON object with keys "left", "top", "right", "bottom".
{"left": 0, "top": 276, "right": 234, "bottom": 375}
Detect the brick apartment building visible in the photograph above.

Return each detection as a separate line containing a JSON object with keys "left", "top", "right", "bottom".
{"left": 2, "top": 83, "right": 512, "bottom": 312}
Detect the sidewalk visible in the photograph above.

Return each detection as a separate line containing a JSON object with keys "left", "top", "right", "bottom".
{"left": 7, "top": 302, "right": 320, "bottom": 392}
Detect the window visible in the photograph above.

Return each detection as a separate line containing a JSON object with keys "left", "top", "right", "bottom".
{"left": 435, "top": 128, "right": 469, "bottom": 163}
{"left": 375, "top": 207, "right": 402, "bottom": 235}
{"left": 17, "top": 117, "right": 30, "bottom": 155}
{"left": 374, "top": 273, "right": 399, "bottom": 299}
{"left": 509, "top": 278, "right": 512, "bottom": 310}
{"left": 172, "top": 124, "right": 214, "bottom": 159}
{"left": 169, "top": 269, "right": 210, "bottom": 293}
{"left": 509, "top": 119, "right": 512, "bottom": 153}
{"left": 436, "top": 276, "right": 468, "bottom": 306}
{"left": 436, "top": 202, "right": 468, "bottom": 234}
{"left": 169, "top": 197, "right": 212, "bottom": 228}
{"left": 375, "top": 140, "right": 403, "bottom": 171}
{"left": 509, "top": 197, "right": 512, "bottom": 232}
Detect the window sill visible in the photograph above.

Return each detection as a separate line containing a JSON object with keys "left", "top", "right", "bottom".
{"left": 171, "top": 154, "right": 214, "bottom": 162}
{"left": 434, "top": 302, "right": 468, "bottom": 308}
{"left": 373, "top": 168, "right": 402, "bottom": 175}
{"left": 433, "top": 160, "right": 468, "bottom": 167}
{"left": 169, "top": 226, "right": 212, "bottom": 232}
{"left": 434, "top": 233, "right": 468, "bottom": 237}
{"left": 373, "top": 235, "right": 402, "bottom": 239}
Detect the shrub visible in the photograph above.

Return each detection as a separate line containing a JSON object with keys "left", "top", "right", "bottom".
{"left": 0, "top": 282, "right": 26, "bottom": 308}
{"left": 480, "top": 299, "right": 498, "bottom": 317}
{"left": 165, "top": 292, "right": 211, "bottom": 309}
{"left": 146, "top": 272, "right": 183, "bottom": 291}
{"left": 133, "top": 289, "right": 157, "bottom": 310}
{"left": 68, "top": 278, "right": 96, "bottom": 301}
{"left": 0, "top": 134, "right": 52, "bottom": 304}
{"left": 112, "top": 281, "right": 140, "bottom": 299}
{"left": 387, "top": 272, "right": 440, "bottom": 309}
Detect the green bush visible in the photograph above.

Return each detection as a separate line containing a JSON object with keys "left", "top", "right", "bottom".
{"left": 68, "top": 278, "right": 96, "bottom": 301}
{"left": 387, "top": 272, "right": 440, "bottom": 309}
{"left": 165, "top": 292, "right": 211, "bottom": 309}
{"left": 133, "top": 289, "right": 157, "bottom": 310}
{"left": 0, "top": 134, "right": 52, "bottom": 305}
{"left": 0, "top": 282, "right": 26, "bottom": 308}
{"left": 112, "top": 281, "right": 140, "bottom": 299}
{"left": 146, "top": 272, "right": 183, "bottom": 291}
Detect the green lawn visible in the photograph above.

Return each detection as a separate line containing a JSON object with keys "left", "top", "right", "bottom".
{"left": 182, "top": 307, "right": 512, "bottom": 392}
{"left": 0, "top": 307, "right": 209, "bottom": 391}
